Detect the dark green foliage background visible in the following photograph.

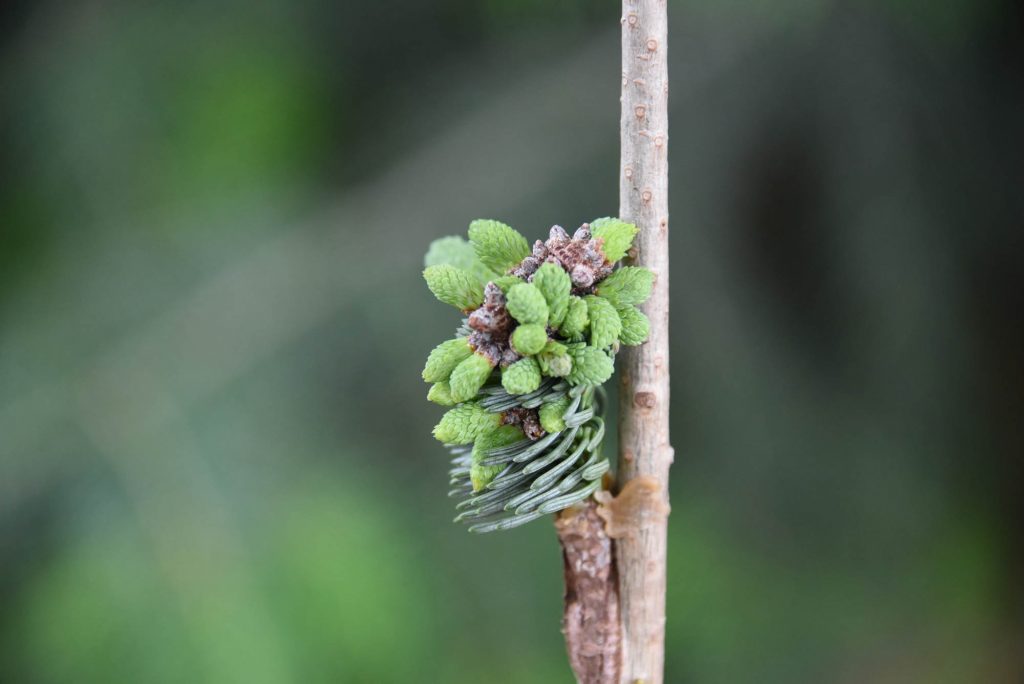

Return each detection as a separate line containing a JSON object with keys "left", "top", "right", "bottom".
{"left": 1, "top": 1, "right": 1021, "bottom": 682}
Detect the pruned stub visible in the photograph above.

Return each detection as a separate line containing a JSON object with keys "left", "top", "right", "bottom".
{"left": 556, "top": 500, "right": 621, "bottom": 684}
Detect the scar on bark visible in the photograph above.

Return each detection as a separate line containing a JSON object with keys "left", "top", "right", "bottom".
{"left": 594, "top": 476, "right": 670, "bottom": 539}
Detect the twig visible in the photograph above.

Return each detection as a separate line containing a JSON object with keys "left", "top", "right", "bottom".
{"left": 616, "top": 0, "right": 673, "bottom": 682}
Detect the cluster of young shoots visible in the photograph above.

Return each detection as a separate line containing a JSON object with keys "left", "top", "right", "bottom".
{"left": 421, "top": 218, "right": 652, "bottom": 526}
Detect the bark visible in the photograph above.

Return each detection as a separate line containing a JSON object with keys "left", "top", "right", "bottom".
{"left": 555, "top": 500, "right": 621, "bottom": 684}
{"left": 616, "top": 0, "right": 673, "bottom": 682}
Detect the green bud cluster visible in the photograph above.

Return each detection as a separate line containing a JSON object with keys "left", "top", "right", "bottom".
{"left": 423, "top": 216, "right": 654, "bottom": 403}
{"left": 422, "top": 217, "right": 656, "bottom": 530}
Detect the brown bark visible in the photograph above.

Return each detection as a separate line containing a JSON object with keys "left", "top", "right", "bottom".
{"left": 555, "top": 500, "right": 621, "bottom": 684}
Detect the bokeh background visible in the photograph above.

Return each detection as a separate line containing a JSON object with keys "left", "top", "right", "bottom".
{"left": 1, "top": 1, "right": 1022, "bottom": 682}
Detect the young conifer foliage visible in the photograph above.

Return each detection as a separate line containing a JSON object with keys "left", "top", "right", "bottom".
{"left": 423, "top": 219, "right": 653, "bottom": 532}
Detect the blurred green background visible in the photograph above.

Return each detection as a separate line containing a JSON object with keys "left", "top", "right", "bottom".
{"left": 1, "top": 0, "right": 1021, "bottom": 682}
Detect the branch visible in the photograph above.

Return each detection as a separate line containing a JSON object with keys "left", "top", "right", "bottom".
{"left": 616, "top": 0, "right": 673, "bottom": 682}
{"left": 555, "top": 500, "right": 621, "bottom": 684}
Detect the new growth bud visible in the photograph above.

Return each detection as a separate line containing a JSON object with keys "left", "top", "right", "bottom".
{"left": 423, "top": 338, "right": 473, "bottom": 383}
{"left": 423, "top": 265, "right": 485, "bottom": 311}
{"left": 511, "top": 323, "right": 547, "bottom": 355}
{"left": 531, "top": 262, "right": 571, "bottom": 328}
{"left": 558, "top": 296, "right": 589, "bottom": 339}
{"left": 506, "top": 283, "right": 549, "bottom": 325}
{"left": 433, "top": 402, "right": 502, "bottom": 445}
{"left": 501, "top": 357, "right": 542, "bottom": 395}
{"left": 589, "top": 217, "right": 639, "bottom": 263}
{"left": 584, "top": 295, "right": 622, "bottom": 350}
{"left": 617, "top": 306, "right": 650, "bottom": 346}
{"left": 449, "top": 352, "right": 495, "bottom": 403}
{"left": 595, "top": 266, "right": 654, "bottom": 307}
{"left": 468, "top": 219, "right": 531, "bottom": 273}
